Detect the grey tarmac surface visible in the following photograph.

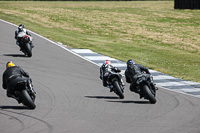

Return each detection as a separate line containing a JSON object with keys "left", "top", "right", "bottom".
{"left": 0, "top": 20, "right": 200, "bottom": 133}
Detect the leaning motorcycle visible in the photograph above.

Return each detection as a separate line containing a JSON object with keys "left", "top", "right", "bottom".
{"left": 105, "top": 70, "right": 125, "bottom": 99}
{"left": 134, "top": 74, "right": 157, "bottom": 104}
{"left": 10, "top": 78, "right": 36, "bottom": 109}
{"left": 17, "top": 32, "right": 33, "bottom": 57}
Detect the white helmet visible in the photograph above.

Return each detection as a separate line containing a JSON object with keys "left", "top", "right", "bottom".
{"left": 105, "top": 60, "right": 111, "bottom": 65}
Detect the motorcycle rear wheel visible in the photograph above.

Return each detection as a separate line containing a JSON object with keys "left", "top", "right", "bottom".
{"left": 21, "top": 90, "right": 36, "bottom": 109}
{"left": 142, "top": 85, "right": 156, "bottom": 104}
{"left": 113, "top": 80, "right": 124, "bottom": 99}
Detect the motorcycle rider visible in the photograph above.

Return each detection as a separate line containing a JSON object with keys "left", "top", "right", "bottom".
{"left": 100, "top": 60, "right": 123, "bottom": 90}
{"left": 2, "top": 61, "right": 31, "bottom": 103}
{"left": 15, "top": 24, "right": 34, "bottom": 49}
{"left": 125, "top": 59, "right": 156, "bottom": 93}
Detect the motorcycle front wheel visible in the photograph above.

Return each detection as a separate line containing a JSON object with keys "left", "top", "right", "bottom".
{"left": 21, "top": 90, "right": 36, "bottom": 109}
{"left": 142, "top": 85, "right": 156, "bottom": 104}
{"left": 24, "top": 43, "right": 32, "bottom": 57}
{"left": 113, "top": 80, "right": 124, "bottom": 99}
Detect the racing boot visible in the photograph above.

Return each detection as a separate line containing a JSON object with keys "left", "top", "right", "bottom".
{"left": 16, "top": 41, "right": 22, "bottom": 51}
{"left": 139, "top": 93, "right": 143, "bottom": 99}
{"left": 121, "top": 79, "right": 125, "bottom": 86}
{"left": 30, "top": 42, "right": 34, "bottom": 48}
{"left": 134, "top": 86, "right": 140, "bottom": 93}
{"left": 154, "top": 84, "right": 158, "bottom": 90}
{"left": 152, "top": 84, "right": 158, "bottom": 90}
{"left": 107, "top": 85, "right": 114, "bottom": 92}
{"left": 103, "top": 81, "right": 107, "bottom": 87}
{"left": 19, "top": 43, "right": 23, "bottom": 51}
{"left": 6, "top": 90, "right": 14, "bottom": 98}
{"left": 16, "top": 41, "right": 20, "bottom": 46}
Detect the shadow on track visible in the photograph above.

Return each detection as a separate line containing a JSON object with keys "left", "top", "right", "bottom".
{"left": 85, "top": 96, "right": 151, "bottom": 104}
{"left": 0, "top": 105, "right": 29, "bottom": 110}
{"left": 3, "top": 54, "right": 26, "bottom": 57}
{"left": 85, "top": 96, "right": 119, "bottom": 99}
{"left": 107, "top": 100, "right": 151, "bottom": 104}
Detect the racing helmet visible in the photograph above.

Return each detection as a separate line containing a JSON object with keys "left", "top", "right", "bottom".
{"left": 6, "top": 61, "right": 15, "bottom": 69}
{"left": 104, "top": 60, "right": 111, "bottom": 67}
{"left": 19, "top": 24, "right": 24, "bottom": 28}
{"left": 18, "top": 24, "right": 24, "bottom": 32}
{"left": 127, "top": 59, "right": 135, "bottom": 69}
{"left": 105, "top": 60, "right": 111, "bottom": 65}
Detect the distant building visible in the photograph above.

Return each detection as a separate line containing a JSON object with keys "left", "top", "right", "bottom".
{"left": 174, "top": 0, "right": 200, "bottom": 9}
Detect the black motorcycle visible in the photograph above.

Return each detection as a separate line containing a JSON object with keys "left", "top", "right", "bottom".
{"left": 10, "top": 78, "right": 36, "bottom": 109}
{"left": 134, "top": 74, "right": 157, "bottom": 104}
{"left": 18, "top": 32, "right": 33, "bottom": 57}
{"left": 105, "top": 70, "right": 125, "bottom": 99}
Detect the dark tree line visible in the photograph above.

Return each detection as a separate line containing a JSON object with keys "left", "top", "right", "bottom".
{"left": 174, "top": 0, "right": 200, "bottom": 9}
{"left": 1, "top": 0, "right": 173, "bottom": 1}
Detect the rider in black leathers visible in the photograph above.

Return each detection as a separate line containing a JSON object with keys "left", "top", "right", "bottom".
{"left": 125, "top": 59, "right": 155, "bottom": 93}
{"left": 2, "top": 61, "right": 30, "bottom": 102}
{"left": 100, "top": 60, "right": 121, "bottom": 88}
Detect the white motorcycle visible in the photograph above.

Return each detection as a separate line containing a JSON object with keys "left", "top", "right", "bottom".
{"left": 17, "top": 32, "right": 33, "bottom": 57}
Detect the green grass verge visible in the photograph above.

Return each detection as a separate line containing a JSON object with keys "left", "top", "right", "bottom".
{"left": 0, "top": 1, "right": 199, "bottom": 82}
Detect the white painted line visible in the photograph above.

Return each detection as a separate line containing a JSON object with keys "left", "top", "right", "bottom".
{"left": 153, "top": 75, "right": 178, "bottom": 80}
{"left": 57, "top": 42, "right": 62, "bottom": 45}
{"left": 97, "top": 63, "right": 102, "bottom": 66}
{"left": 156, "top": 80, "right": 200, "bottom": 86}
{"left": 176, "top": 88, "right": 200, "bottom": 92}
{"left": 0, "top": 19, "right": 100, "bottom": 67}
{"left": 149, "top": 70, "right": 160, "bottom": 73}
{"left": 71, "top": 49, "right": 95, "bottom": 54}
{"left": 84, "top": 56, "right": 117, "bottom": 61}
{"left": 181, "top": 81, "right": 200, "bottom": 85}
{"left": 156, "top": 82, "right": 186, "bottom": 86}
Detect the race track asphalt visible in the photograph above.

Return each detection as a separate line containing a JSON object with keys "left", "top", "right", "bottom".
{"left": 1, "top": 20, "right": 200, "bottom": 133}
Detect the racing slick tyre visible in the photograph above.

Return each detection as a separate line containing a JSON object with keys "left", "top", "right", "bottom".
{"left": 25, "top": 43, "right": 32, "bottom": 57}
{"left": 113, "top": 80, "right": 124, "bottom": 99}
{"left": 143, "top": 85, "right": 156, "bottom": 104}
{"left": 21, "top": 89, "right": 36, "bottom": 109}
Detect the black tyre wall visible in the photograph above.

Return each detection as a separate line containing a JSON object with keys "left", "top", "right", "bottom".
{"left": 113, "top": 80, "right": 124, "bottom": 99}
{"left": 21, "top": 90, "right": 36, "bottom": 109}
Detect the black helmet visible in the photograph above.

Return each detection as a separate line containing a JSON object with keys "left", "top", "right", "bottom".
{"left": 19, "top": 24, "right": 24, "bottom": 28}
{"left": 127, "top": 59, "right": 135, "bottom": 69}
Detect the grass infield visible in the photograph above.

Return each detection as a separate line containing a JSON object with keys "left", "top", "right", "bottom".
{"left": 0, "top": 1, "right": 199, "bottom": 82}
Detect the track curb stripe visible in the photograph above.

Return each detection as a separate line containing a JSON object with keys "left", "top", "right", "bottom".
{"left": 70, "top": 48, "right": 200, "bottom": 98}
